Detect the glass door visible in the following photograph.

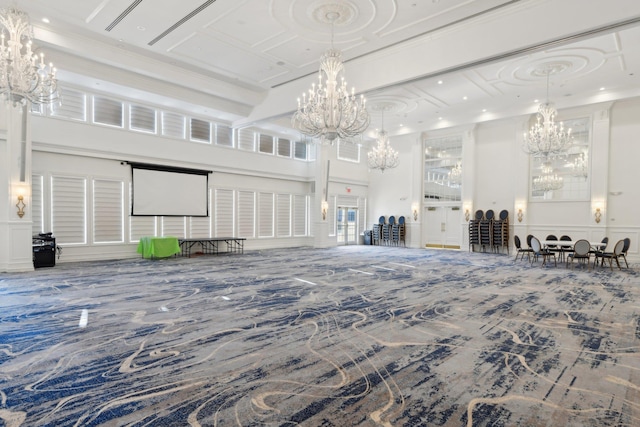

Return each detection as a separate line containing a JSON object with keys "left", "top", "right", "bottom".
{"left": 336, "top": 207, "right": 358, "bottom": 245}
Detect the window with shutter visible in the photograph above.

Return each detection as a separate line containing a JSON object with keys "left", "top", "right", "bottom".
{"left": 258, "top": 133, "right": 274, "bottom": 154}
{"left": 293, "top": 194, "right": 307, "bottom": 237}
{"left": 237, "top": 191, "right": 255, "bottom": 238}
{"left": 258, "top": 192, "right": 274, "bottom": 238}
{"left": 215, "top": 124, "right": 233, "bottom": 147}
{"left": 294, "top": 140, "right": 308, "bottom": 160}
{"left": 358, "top": 197, "right": 367, "bottom": 234}
{"left": 93, "top": 96, "right": 123, "bottom": 127}
{"left": 276, "top": 194, "right": 291, "bottom": 237}
{"left": 161, "top": 217, "right": 186, "bottom": 238}
{"left": 161, "top": 111, "right": 186, "bottom": 139}
{"left": 51, "top": 175, "right": 86, "bottom": 244}
{"left": 190, "top": 118, "right": 211, "bottom": 143}
{"left": 337, "top": 140, "right": 360, "bottom": 162}
{"left": 130, "top": 104, "right": 156, "bottom": 133}
{"left": 31, "top": 174, "right": 44, "bottom": 235}
{"left": 214, "top": 189, "right": 234, "bottom": 237}
{"left": 327, "top": 196, "right": 336, "bottom": 236}
{"left": 51, "top": 87, "right": 86, "bottom": 121}
{"left": 93, "top": 179, "right": 124, "bottom": 243}
{"left": 277, "top": 138, "right": 291, "bottom": 158}
{"left": 235, "top": 128, "right": 254, "bottom": 151}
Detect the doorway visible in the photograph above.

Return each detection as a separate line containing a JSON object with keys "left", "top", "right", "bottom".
{"left": 336, "top": 207, "right": 358, "bottom": 245}
{"left": 423, "top": 205, "right": 462, "bottom": 249}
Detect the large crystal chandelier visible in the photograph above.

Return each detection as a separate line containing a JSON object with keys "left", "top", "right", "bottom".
{"left": 533, "top": 163, "right": 563, "bottom": 192}
{"left": 0, "top": 7, "right": 58, "bottom": 105}
{"left": 367, "top": 107, "right": 398, "bottom": 173}
{"left": 523, "top": 68, "right": 573, "bottom": 160}
{"left": 291, "top": 13, "right": 369, "bottom": 144}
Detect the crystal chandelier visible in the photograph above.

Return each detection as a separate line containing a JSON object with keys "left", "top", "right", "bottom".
{"left": 0, "top": 7, "right": 58, "bottom": 106}
{"left": 569, "top": 152, "right": 588, "bottom": 179}
{"left": 367, "top": 107, "right": 398, "bottom": 173}
{"left": 291, "top": 14, "right": 369, "bottom": 144}
{"left": 448, "top": 161, "right": 462, "bottom": 184}
{"left": 533, "top": 163, "right": 563, "bottom": 192}
{"left": 523, "top": 68, "right": 573, "bottom": 160}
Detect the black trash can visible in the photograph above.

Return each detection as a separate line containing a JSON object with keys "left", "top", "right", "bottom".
{"left": 33, "top": 233, "right": 56, "bottom": 268}
{"left": 363, "top": 230, "right": 372, "bottom": 245}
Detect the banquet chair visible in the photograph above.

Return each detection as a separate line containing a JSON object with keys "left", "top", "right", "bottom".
{"left": 545, "top": 234, "right": 563, "bottom": 260}
{"left": 530, "top": 236, "right": 557, "bottom": 267}
{"left": 620, "top": 238, "right": 630, "bottom": 268}
{"left": 591, "top": 237, "right": 609, "bottom": 262}
{"left": 559, "top": 235, "right": 573, "bottom": 262}
{"left": 566, "top": 239, "right": 591, "bottom": 270}
{"left": 514, "top": 235, "right": 532, "bottom": 261}
{"left": 594, "top": 239, "right": 625, "bottom": 270}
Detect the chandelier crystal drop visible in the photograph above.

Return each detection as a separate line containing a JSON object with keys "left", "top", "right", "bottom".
{"left": 0, "top": 7, "right": 58, "bottom": 106}
{"left": 523, "top": 69, "right": 573, "bottom": 160}
{"left": 533, "top": 163, "right": 563, "bottom": 192}
{"left": 291, "top": 17, "right": 369, "bottom": 144}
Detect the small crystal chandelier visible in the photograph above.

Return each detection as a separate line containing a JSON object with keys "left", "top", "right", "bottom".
{"left": 523, "top": 68, "right": 573, "bottom": 160}
{"left": 0, "top": 6, "right": 58, "bottom": 106}
{"left": 367, "top": 107, "right": 398, "bottom": 173}
{"left": 533, "top": 163, "right": 563, "bottom": 192}
{"left": 292, "top": 13, "right": 369, "bottom": 144}
{"left": 448, "top": 161, "right": 462, "bottom": 184}
{"left": 569, "top": 152, "right": 588, "bottom": 179}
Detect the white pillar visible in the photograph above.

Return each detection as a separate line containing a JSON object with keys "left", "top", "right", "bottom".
{"left": 0, "top": 103, "right": 34, "bottom": 272}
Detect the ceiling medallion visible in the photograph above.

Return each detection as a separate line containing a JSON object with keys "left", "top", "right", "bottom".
{"left": 309, "top": 1, "right": 357, "bottom": 26}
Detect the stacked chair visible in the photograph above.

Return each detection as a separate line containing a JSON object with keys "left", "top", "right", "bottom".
{"left": 469, "top": 209, "right": 509, "bottom": 254}
{"left": 371, "top": 215, "right": 406, "bottom": 247}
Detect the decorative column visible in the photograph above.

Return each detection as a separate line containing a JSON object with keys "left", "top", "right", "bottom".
{"left": 0, "top": 104, "right": 34, "bottom": 272}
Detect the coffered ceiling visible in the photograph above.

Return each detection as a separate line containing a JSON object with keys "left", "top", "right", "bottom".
{"left": 7, "top": 0, "right": 640, "bottom": 141}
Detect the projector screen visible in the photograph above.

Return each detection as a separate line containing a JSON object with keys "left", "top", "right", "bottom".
{"left": 130, "top": 163, "right": 210, "bottom": 216}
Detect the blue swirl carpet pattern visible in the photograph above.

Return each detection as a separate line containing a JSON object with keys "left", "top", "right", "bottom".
{"left": 1, "top": 246, "right": 639, "bottom": 426}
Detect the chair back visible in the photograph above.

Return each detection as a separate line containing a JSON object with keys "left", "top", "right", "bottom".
{"left": 530, "top": 237, "right": 542, "bottom": 254}
{"left": 622, "top": 237, "right": 630, "bottom": 253}
{"left": 613, "top": 239, "right": 625, "bottom": 255}
{"left": 546, "top": 234, "right": 558, "bottom": 248}
{"left": 514, "top": 235, "right": 522, "bottom": 249}
{"left": 560, "top": 235, "right": 572, "bottom": 242}
{"left": 573, "top": 239, "right": 590, "bottom": 256}
{"left": 600, "top": 237, "right": 609, "bottom": 251}
{"left": 526, "top": 234, "right": 533, "bottom": 248}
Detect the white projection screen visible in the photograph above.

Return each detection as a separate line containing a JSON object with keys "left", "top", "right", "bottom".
{"left": 130, "top": 163, "right": 210, "bottom": 216}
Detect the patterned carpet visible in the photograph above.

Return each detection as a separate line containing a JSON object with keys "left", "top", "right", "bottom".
{"left": 0, "top": 246, "right": 639, "bottom": 426}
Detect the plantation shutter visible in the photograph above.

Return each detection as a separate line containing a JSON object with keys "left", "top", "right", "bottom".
{"left": 237, "top": 128, "right": 255, "bottom": 151}
{"left": 31, "top": 174, "right": 44, "bottom": 235}
{"left": 51, "top": 175, "right": 86, "bottom": 244}
{"left": 358, "top": 197, "right": 367, "bottom": 234}
{"left": 215, "top": 124, "right": 233, "bottom": 147}
{"left": 276, "top": 193, "right": 291, "bottom": 237}
{"left": 293, "top": 194, "right": 307, "bottom": 237}
{"left": 51, "top": 87, "right": 85, "bottom": 121}
{"left": 327, "top": 196, "right": 336, "bottom": 236}
{"left": 161, "top": 217, "right": 186, "bottom": 238}
{"left": 277, "top": 138, "right": 291, "bottom": 157}
{"left": 237, "top": 190, "right": 255, "bottom": 238}
{"left": 294, "top": 140, "right": 307, "bottom": 160}
{"left": 258, "top": 133, "right": 273, "bottom": 154}
{"left": 190, "top": 118, "right": 211, "bottom": 143}
{"left": 130, "top": 104, "right": 156, "bottom": 133}
{"left": 258, "top": 192, "right": 274, "bottom": 238}
{"left": 93, "top": 179, "right": 124, "bottom": 243}
{"left": 214, "top": 189, "right": 234, "bottom": 237}
{"left": 93, "top": 96, "right": 123, "bottom": 127}
{"left": 161, "top": 111, "right": 186, "bottom": 139}
{"left": 190, "top": 188, "right": 211, "bottom": 237}
{"left": 130, "top": 216, "right": 156, "bottom": 241}
{"left": 337, "top": 140, "right": 360, "bottom": 162}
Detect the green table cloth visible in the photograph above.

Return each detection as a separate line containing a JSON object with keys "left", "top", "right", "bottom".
{"left": 137, "top": 236, "right": 181, "bottom": 259}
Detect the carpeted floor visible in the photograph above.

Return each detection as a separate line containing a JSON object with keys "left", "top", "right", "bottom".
{"left": 0, "top": 246, "right": 638, "bottom": 426}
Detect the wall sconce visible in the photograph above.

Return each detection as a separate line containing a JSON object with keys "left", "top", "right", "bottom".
{"left": 594, "top": 207, "right": 601, "bottom": 223}
{"left": 16, "top": 194, "right": 26, "bottom": 218}
{"left": 321, "top": 200, "right": 329, "bottom": 221}
{"left": 411, "top": 202, "right": 419, "bottom": 221}
{"left": 517, "top": 208, "right": 523, "bottom": 223}
{"left": 464, "top": 209, "right": 470, "bottom": 222}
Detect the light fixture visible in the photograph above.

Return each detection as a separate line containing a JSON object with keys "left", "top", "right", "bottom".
{"left": 523, "top": 66, "right": 574, "bottom": 161}
{"left": 411, "top": 202, "right": 419, "bottom": 221}
{"left": 517, "top": 209, "right": 523, "bottom": 222}
{"left": 0, "top": 6, "right": 59, "bottom": 105}
{"left": 569, "top": 152, "right": 588, "bottom": 179}
{"left": 465, "top": 209, "right": 470, "bottom": 222}
{"left": 533, "top": 162, "right": 563, "bottom": 192}
{"left": 367, "top": 106, "right": 398, "bottom": 173}
{"left": 321, "top": 200, "right": 329, "bottom": 221}
{"left": 448, "top": 161, "right": 462, "bottom": 184}
{"left": 291, "top": 12, "right": 369, "bottom": 144}
{"left": 595, "top": 207, "right": 601, "bottom": 223}
{"left": 16, "top": 194, "right": 25, "bottom": 218}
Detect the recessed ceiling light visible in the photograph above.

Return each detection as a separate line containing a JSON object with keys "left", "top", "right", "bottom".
{"left": 438, "top": 117, "right": 443, "bottom": 120}
{"left": 437, "top": 80, "right": 443, "bottom": 85}
{"left": 599, "top": 87, "right": 605, "bottom": 91}
{"left": 137, "top": 26, "right": 146, "bottom": 31}
{"left": 534, "top": 99, "right": 539, "bottom": 103}
{"left": 482, "top": 109, "right": 487, "bottom": 112}
{"left": 42, "top": 17, "right": 50, "bottom": 24}
{"left": 463, "top": 96, "right": 468, "bottom": 101}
